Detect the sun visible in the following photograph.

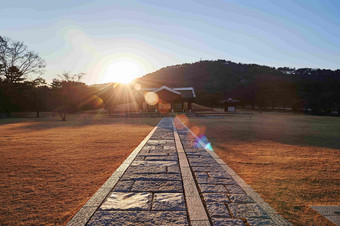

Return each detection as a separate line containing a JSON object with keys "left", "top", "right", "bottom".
{"left": 102, "top": 59, "right": 144, "bottom": 84}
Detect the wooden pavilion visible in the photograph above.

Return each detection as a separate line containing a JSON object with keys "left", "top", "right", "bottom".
{"left": 137, "top": 86, "right": 196, "bottom": 113}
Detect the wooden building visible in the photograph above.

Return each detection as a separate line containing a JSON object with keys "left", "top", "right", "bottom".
{"left": 221, "top": 98, "right": 239, "bottom": 112}
{"left": 138, "top": 86, "right": 195, "bottom": 113}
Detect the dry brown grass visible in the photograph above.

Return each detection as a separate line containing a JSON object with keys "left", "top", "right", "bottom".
{"left": 183, "top": 112, "right": 340, "bottom": 225}
{"left": 192, "top": 103, "right": 215, "bottom": 112}
{"left": 0, "top": 114, "right": 160, "bottom": 225}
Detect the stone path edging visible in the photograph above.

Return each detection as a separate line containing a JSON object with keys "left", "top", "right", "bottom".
{"left": 175, "top": 118, "right": 292, "bottom": 225}
{"left": 68, "top": 117, "right": 292, "bottom": 225}
{"left": 67, "top": 121, "right": 160, "bottom": 226}
{"left": 173, "top": 120, "right": 210, "bottom": 225}
{"left": 310, "top": 205, "right": 340, "bottom": 225}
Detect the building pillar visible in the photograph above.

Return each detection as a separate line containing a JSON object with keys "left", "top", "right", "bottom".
{"left": 188, "top": 102, "right": 192, "bottom": 111}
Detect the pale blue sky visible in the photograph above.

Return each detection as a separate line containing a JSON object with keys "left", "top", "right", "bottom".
{"left": 1, "top": 0, "right": 339, "bottom": 84}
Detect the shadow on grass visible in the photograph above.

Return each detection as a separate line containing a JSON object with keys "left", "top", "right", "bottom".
{"left": 212, "top": 128, "right": 340, "bottom": 150}
{"left": 1, "top": 112, "right": 162, "bottom": 130}
{"left": 188, "top": 113, "right": 340, "bottom": 150}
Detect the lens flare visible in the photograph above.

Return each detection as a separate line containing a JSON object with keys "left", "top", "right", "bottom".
{"left": 175, "top": 117, "right": 214, "bottom": 152}
{"left": 188, "top": 125, "right": 213, "bottom": 152}
{"left": 194, "top": 135, "right": 214, "bottom": 151}
{"left": 190, "top": 125, "right": 206, "bottom": 138}
{"left": 145, "top": 92, "right": 158, "bottom": 105}
{"left": 134, "top": 83, "right": 141, "bottom": 91}
{"left": 205, "top": 142, "right": 213, "bottom": 151}
{"left": 175, "top": 114, "right": 189, "bottom": 130}
{"left": 190, "top": 126, "right": 200, "bottom": 137}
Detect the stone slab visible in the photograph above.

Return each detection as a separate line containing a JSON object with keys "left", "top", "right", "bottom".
{"left": 131, "top": 180, "right": 183, "bottom": 192}
{"left": 87, "top": 211, "right": 188, "bottom": 225}
{"left": 206, "top": 202, "right": 231, "bottom": 218}
{"left": 194, "top": 172, "right": 209, "bottom": 178}
{"left": 126, "top": 166, "right": 167, "bottom": 174}
{"left": 167, "top": 165, "right": 180, "bottom": 174}
{"left": 149, "top": 149, "right": 177, "bottom": 155}
{"left": 112, "top": 181, "right": 134, "bottom": 192}
{"left": 246, "top": 218, "right": 275, "bottom": 226}
{"left": 229, "top": 194, "right": 255, "bottom": 203}
{"left": 199, "top": 184, "right": 228, "bottom": 193}
{"left": 144, "top": 156, "right": 178, "bottom": 161}
{"left": 225, "top": 185, "right": 246, "bottom": 194}
{"left": 139, "top": 151, "right": 168, "bottom": 156}
{"left": 100, "top": 192, "right": 152, "bottom": 211}
{"left": 212, "top": 218, "right": 245, "bottom": 226}
{"left": 131, "top": 160, "right": 178, "bottom": 167}
{"left": 228, "top": 203, "right": 269, "bottom": 218}
{"left": 120, "top": 173, "right": 181, "bottom": 181}
{"left": 202, "top": 193, "right": 230, "bottom": 203}
{"left": 208, "top": 171, "right": 233, "bottom": 179}
{"left": 196, "top": 177, "right": 237, "bottom": 185}
{"left": 163, "top": 145, "right": 177, "bottom": 150}
{"left": 147, "top": 140, "right": 175, "bottom": 145}
{"left": 152, "top": 193, "right": 186, "bottom": 211}
{"left": 192, "top": 166, "right": 223, "bottom": 172}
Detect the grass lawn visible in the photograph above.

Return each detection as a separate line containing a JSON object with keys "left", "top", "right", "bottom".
{"left": 0, "top": 113, "right": 160, "bottom": 225}
{"left": 181, "top": 112, "right": 340, "bottom": 225}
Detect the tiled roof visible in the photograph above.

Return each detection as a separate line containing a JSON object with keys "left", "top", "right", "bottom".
{"left": 141, "top": 86, "right": 195, "bottom": 99}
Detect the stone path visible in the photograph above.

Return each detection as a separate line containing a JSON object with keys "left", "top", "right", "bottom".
{"left": 68, "top": 118, "right": 290, "bottom": 225}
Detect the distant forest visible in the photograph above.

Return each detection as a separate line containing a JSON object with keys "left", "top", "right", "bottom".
{"left": 138, "top": 60, "right": 340, "bottom": 113}
{"left": 1, "top": 35, "right": 340, "bottom": 118}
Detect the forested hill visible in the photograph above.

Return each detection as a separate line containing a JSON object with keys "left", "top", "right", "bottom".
{"left": 137, "top": 60, "right": 340, "bottom": 112}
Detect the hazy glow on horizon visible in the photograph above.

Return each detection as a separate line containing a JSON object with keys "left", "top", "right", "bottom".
{"left": 0, "top": 0, "right": 339, "bottom": 84}
{"left": 102, "top": 59, "right": 146, "bottom": 84}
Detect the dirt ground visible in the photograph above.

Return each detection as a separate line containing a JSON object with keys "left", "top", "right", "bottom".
{"left": 0, "top": 113, "right": 160, "bottom": 225}
{"left": 181, "top": 112, "right": 340, "bottom": 225}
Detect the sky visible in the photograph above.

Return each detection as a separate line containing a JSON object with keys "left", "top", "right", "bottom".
{"left": 1, "top": 0, "right": 339, "bottom": 84}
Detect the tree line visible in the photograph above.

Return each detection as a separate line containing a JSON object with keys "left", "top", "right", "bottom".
{"left": 0, "top": 36, "right": 114, "bottom": 120}
{"left": 1, "top": 36, "right": 339, "bottom": 118}
{"left": 138, "top": 60, "right": 340, "bottom": 114}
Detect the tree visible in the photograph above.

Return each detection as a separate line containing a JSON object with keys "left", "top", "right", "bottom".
{"left": 25, "top": 77, "right": 48, "bottom": 118}
{"left": 52, "top": 72, "right": 86, "bottom": 121}
{"left": 0, "top": 36, "right": 46, "bottom": 116}
{"left": 0, "top": 36, "right": 45, "bottom": 83}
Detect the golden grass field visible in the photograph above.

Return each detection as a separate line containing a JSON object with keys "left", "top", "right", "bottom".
{"left": 0, "top": 113, "right": 160, "bottom": 225}
{"left": 1, "top": 111, "right": 339, "bottom": 225}
{"left": 181, "top": 112, "right": 340, "bottom": 225}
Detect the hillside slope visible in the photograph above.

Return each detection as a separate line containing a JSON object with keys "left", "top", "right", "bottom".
{"left": 136, "top": 60, "right": 340, "bottom": 112}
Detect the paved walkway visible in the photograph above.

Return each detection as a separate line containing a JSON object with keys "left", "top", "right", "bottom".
{"left": 68, "top": 118, "right": 290, "bottom": 225}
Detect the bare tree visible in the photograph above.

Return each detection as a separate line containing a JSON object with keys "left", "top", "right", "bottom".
{"left": 0, "top": 36, "right": 45, "bottom": 83}
{"left": 57, "top": 72, "right": 84, "bottom": 82}
{"left": 53, "top": 72, "right": 85, "bottom": 121}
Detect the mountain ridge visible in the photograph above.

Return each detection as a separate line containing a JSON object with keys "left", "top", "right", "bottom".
{"left": 136, "top": 59, "right": 340, "bottom": 111}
